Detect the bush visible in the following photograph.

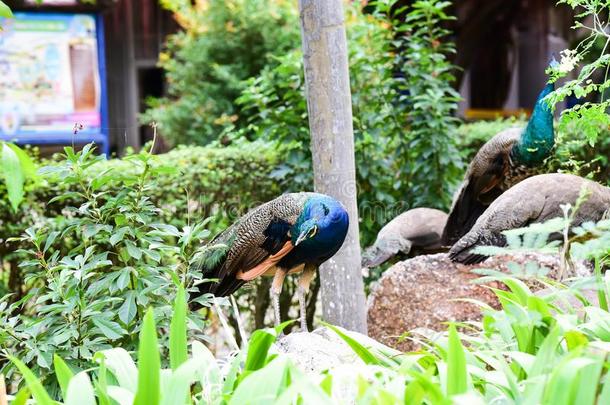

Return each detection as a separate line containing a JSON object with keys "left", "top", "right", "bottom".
{"left": 141, "top": 0, "right": 300, "bottom": 145}
{"left": 0, "top": 139, "right": 282, "bottom": 294}
{"left": 0, "top": 147, "right": 204, "bottom": 394}
{"left": 9, "top": 214, "right": 610, "bottom": 403}
{"left": 0, "top": 142, "right": 281, "bottom": 381}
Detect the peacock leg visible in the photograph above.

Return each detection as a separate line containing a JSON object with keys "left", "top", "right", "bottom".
{"left": 297, "top": 265, "right": 316, "bottom": 332}
{"left": 270, "top": 269, "right": 286, "bottom": 328}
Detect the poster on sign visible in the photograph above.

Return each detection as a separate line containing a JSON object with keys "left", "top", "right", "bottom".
{"left": 0, "top": 12, "right": 102, "bottom": 138}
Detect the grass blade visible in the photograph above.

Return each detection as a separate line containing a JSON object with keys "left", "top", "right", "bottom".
{"left": 446, "top": 324, "right": 468, "bottom": 396}
{"left": 134, "top": 308, "right": 161, "bottom": 405}
{"left": 170, "top": 285, "right": 188, "bottom": 370}
{"left": 54, "top": 354, "right": 74, "bottom": 400}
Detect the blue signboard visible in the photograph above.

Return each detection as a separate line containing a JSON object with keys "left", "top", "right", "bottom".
{"left": 0, "top": 12, "right": 109, "bottom": 155}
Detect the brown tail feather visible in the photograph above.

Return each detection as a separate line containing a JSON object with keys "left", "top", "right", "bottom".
{"left": 442, "top": 182, "right": 489, "bottom": 246}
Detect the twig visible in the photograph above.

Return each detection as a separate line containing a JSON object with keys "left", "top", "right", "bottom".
{"left": 212, "top": 298, "right": 239, "bottom": 352}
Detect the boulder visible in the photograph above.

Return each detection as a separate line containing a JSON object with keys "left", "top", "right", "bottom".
{"left": 367, "top": 253, "right": 591, "bottom": 352}
{"left": 274, "top": 327, "right": 364, "bottom": 374}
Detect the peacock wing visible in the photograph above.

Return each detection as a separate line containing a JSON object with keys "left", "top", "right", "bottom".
{"left": 195, "top": 193, "right": 308, "bottom": 296}
{"left": 443, "top": 129, "right": 520, "bottom": 245}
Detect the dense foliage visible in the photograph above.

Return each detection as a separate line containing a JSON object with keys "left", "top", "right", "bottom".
{"left": 0, "top": 146, "right": 214, "bottom": 392}
{"left": 141, "top": 0, "right": 300, "bottom": 145}
{"left": 0, "top": 140, "right": 280, "bottom": 297}
{"left": 238, "top": 1, "right": 463, "bottom": 244}
{"left": 8, "top": 212, "right": 610, "bottom": 403}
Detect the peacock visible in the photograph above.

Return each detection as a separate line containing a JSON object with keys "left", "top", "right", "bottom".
{"left": 193, "top": 192, "right": 349, "bottom": 331}
{"left": 362, "top": 208, "right": 447, "bottom": 268}
{"left": 449, "top": 173, "right": 610, "bottom": 265}
{"left": 442, "top": 78, "right": 556, "bottom": 246}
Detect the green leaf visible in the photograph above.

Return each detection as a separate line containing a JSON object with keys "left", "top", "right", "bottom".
{"left": 2, "top": 142, "right": 25, "bottom": 211}
{"left": 229, "top": 357, "right": 291, "bottom": 405}
{"left": 244, "top": 323, "right": 291, "bottom": 372}
{"left": 446, "top": 324, "right": 468, "bottom": 396}
{"left": 9, "top": 356, "right": 54, "bottom": 405}
{"left": 11, "top": 387, "right": 30, "bottom": 405}
{"left": 94, "top": 355, "right": 112, "bottom": 405}
{"left": 170, "top": 285, "right": 188, "bottom": 370}
{"left": 125, "top": 241, "right": 142, "bottom": 260}
{"left": 65, "top": 372, "right": 96, "bottom": 405}
{"left": 118, "top": 292, "right": 137, "bottom": 324}
{"left": 96, "top": 348, "right": 138, "bottom": 393}
{"left": 54, "top": 354, "right": 74, "bottom": 400}
{"left": 134, "top": 308, "right": 161, "bottom": 405}
{"left": 7, "top": 143, "right": 36, "bottom": 178}
{"left": 0, "top": 1, "right": 13, "bottom": 18}
{"left": 93, "top": 317, "right": 125, "bottom": 340}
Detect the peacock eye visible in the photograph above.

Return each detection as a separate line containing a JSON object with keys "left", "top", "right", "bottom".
{"left": 308, "top": 225, "right": 318, "bottom": 238}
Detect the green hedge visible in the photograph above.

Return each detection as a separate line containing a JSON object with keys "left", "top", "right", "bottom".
{"left": 0, "top": 140, "right": 281, "bottom": 296}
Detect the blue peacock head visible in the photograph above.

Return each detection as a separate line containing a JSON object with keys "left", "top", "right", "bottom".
{"left": 292, "top": 195, "right": 349, "bottom": 248}
{"left": 514, "top": 77, "right": 555, "bottom": 166}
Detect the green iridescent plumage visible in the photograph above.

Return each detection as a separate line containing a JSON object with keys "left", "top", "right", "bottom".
{"left": 513, "top": 82, "right": 555, "bottom": 166}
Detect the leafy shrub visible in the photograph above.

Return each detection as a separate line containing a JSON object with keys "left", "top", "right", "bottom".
{"left": 0, "top": 140, "right": 281, "bottom": 297}
{"left": 382, "top": 0, "right": 464, "bottom": 208}
{"left": 10, "top": 235, "right": 610, "bottom": 404}
{"left": 141, "top": 0, "right": 300, "bottom": 145}
{"left": 0, "top": 145, "right": 216, "bottom": 391}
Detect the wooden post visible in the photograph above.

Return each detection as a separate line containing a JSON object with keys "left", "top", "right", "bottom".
{"left": 298, "top": 0, "right": 367, "bottom": 333}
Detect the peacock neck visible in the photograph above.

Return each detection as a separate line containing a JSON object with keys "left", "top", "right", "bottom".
{"left": 513, "top": 82, "right": 555, "bottom": 167}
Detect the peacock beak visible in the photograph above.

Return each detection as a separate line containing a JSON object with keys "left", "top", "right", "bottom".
{"left": 295, "top": 230, "right": 308, "bottom": 246}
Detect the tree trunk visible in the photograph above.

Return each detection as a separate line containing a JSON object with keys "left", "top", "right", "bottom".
{"left": 298, "top": 0, "right": 367, "bottom": 334}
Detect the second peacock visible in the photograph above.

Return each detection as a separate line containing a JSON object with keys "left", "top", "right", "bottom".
{"left": 442, "top": 65, "right": 557, "bottom": 246}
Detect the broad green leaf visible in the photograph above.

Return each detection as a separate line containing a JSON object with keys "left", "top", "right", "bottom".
{"left": 446, "top": 324, "right": 467, "bottom": 396}
{"left": 93, "top": 317, "right": 125, "bottom": 339}
{"left": 9, "top": 356, "right": 54, "bottom": 405}
{"left": 2, "top": 143, "right": 25, "bottom": 211}
{"left": 229, "top": 357, "right": 291, "bottom": 405}
{"left": 65, "top": 372, "right": 96, "bottom": 405}
{"left": 0, "top": 1, "right": 13, "bottom": 18}
{"left": 54, "top": 354, "right": 74, "bottom": 400}
{"left": 118, "top": 292, "right": 137, "bottom": 324}
{"left": 274, "top": 365, "right": 333, "bottom": 405}
{"left": 6, "top": 143, "right": 36, "bottom": 178}
{"left": 192, "top": 340, "right": 222, "bottom": 399}
{"left": 544, "top": 356, "right": 596, "bottom": 405}
{"left": 599, "top": 355, "right": 610, "bottom": 403}
{"left": 125, "top": 241, "right": 142, "bottom": 260}
{"left": 243, "top": 323, "right": 291, "bottom": 372}
{"left": 11, "top": 386, "right": 30, "bottom": 405}
{"left": 97, "top": 348, "right": 138, "bottom": 393}
{"left": 161, "top": 352, "right": 214, "bottom": 405}
{"left": 134, "top": 308, "right": 161, "bottom": 405}
{"left": 170, "top": 285, "right": 188, "bottom": 370}
{"left": 107, "top": 386, "right": 135, "bottom": 405}
{"left": 95, "top": 355, "right": 111, "bottom": 405}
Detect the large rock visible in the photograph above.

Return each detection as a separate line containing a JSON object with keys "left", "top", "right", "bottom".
{"left": 367, "top": 253, "right": 591, "bottom": 351}
{"left": 274, "top": 327, "right": 364, "bottom": 374}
